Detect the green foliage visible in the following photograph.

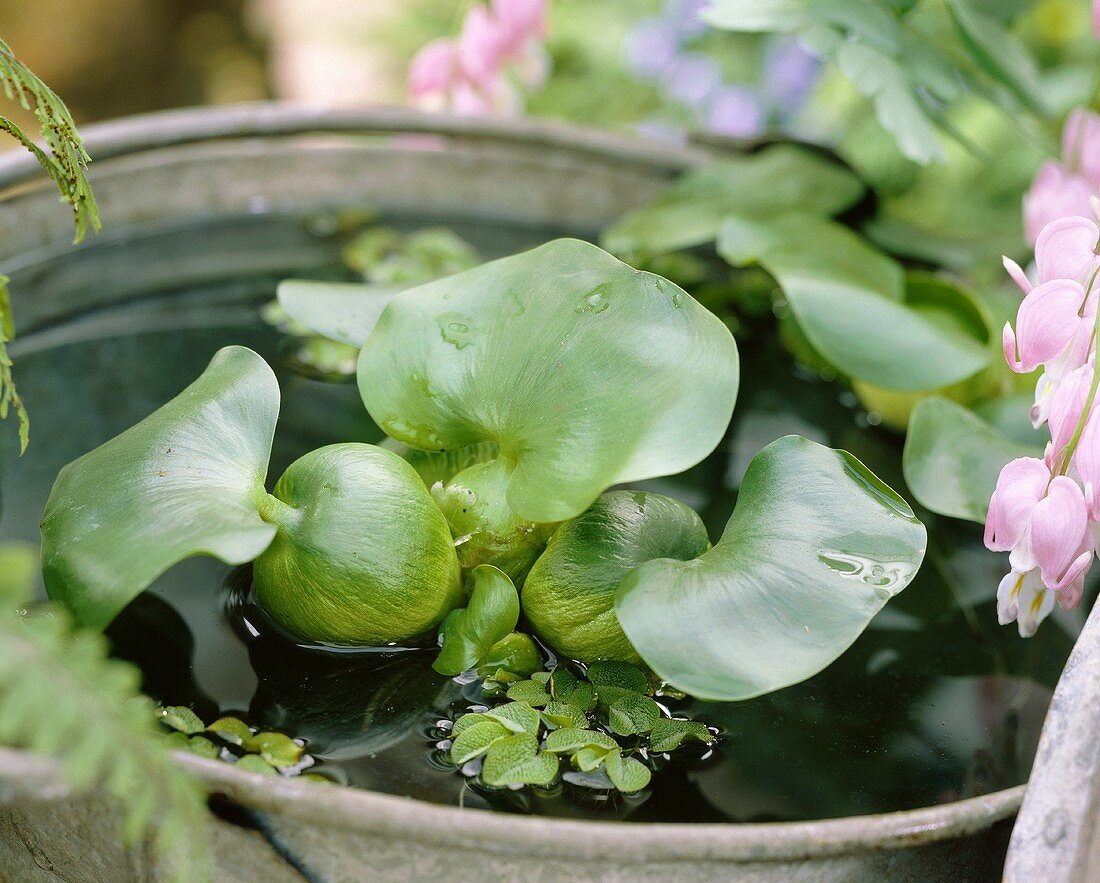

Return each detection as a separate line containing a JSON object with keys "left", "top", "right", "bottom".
{"left": 0, "top": 546, "right": 210, "bottom": 881}
{"left": 903, "top": 396, "right": 1041, "bottom": 523}
{"left": 602, "top": 144, "right": 864, "bottom": 256}
{"left": 358, "top": 238, "right": 740, "bottom": 523}
{"left": 615, "top": 436, "right": 927, "bottom": 701}
{"left": 40, "top": 346, "right": 280, "bottom": 630}
{"left": 446, "top": 659, "right": 715, "bottom": 794}
{"left": 0, "top": 40, "right": 103, "bottom": 446}
{"left": 0, "top": 276, "right": 28, "bottom": 452}
{"left": 433, "top": 565, "right": 520, "bottom": 676}
{"left": 702, "top": 0, "right": 1050, "bottom": 164}
{"left": 0, "top": 38, "right": 100, "bottom": 242}
{"left": 717, "top": 213, "right": 992, "bottom": 390}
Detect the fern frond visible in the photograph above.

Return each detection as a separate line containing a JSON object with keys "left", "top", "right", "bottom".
{"left": 0, "top": 546, "right": 212, "bottom": 881}
{"left": 0, "top": 275, "right": 28, "bottom": 452}
{"left": 0, "top": 38, "right": 100, "bottom": 243}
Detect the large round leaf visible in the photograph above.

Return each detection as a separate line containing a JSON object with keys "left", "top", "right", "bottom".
{"left": 903, "top": 397, "right": 1041, "bottom": 523}
{"left": 357, "top": 238, "right": 740, "bottom": 523}
{"left": 614, "top": 436, "right": 927, "bottom": 701}
{"left": 41, "top": 346, "right": 280, "bottom": 630}
{"left": 718, "top": 214, "right": 991, "bottom": 390}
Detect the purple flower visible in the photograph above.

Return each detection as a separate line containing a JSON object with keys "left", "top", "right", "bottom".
{"left": 762, "top": 38, "right": 819, "bottom": 117}
{"left": 706, "top": 86, "right": 763, "bottom": 137}
{"left": 663, "top": 0, "right": 710, "bottom": 41}
{"left": 660, "top": 53, "right": 722, "bottom": 108}
{"left": 623, "top": 19, "right": 681, "bottom": 80}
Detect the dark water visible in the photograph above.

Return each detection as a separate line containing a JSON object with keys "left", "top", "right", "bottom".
{"left": 0, "top": 214, "right": 1086, "bottom": 824}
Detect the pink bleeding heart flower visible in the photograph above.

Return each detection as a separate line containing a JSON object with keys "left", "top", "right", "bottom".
{"left": 1008, "top": 475, "right": 1094, "bottom": 592}
{"left": 1005, "top": 216, "right": 1100, "bottom": 295}
{"left": 458, "top": 5, "right": 510, "bottom": 87}
{"left": 1003, "top": 278, "right": 1094, "bottom": 376}
{"left": 985, "top": 457, "right": 1052, "bottom": 553}
{"left": 1023, "top": 161, "right": 1097, "bottom": 246}
{"left": 1046, "top": 363, "right": 1097, "bottom": 457}
{"left": 492, "top": 0, "right": 548, "bottom": 50}
{"left": 408, "top": 38, "right": 459, "bottom": 110}
{"left": 1064, "top": 107, "right": 1100, "bottom": 188}
{"left": 1073, "top": 413, "right": 1100, "bottom": 521}
{"left": 997, "top": 568, "right": 1057, "bottom": 637}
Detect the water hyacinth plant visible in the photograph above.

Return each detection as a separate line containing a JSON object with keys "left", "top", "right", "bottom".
{"left": 41, "top": 236, "right": 927, "bottom": 702}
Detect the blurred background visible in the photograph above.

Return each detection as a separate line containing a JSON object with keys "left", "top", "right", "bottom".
{"left": 1, "top": 0, "right": 1098, "bottom": 265}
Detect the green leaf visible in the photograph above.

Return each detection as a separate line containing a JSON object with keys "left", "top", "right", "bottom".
{"left": 649, "top": 718, "right": 716, "bottom": 753}
{"left": 522, "top": 491, "right": 711, "bottom": 663}
{"left": 452, "top": 712, "right": 494, "bottom": 737}
{"left": 608, "top": 696, "right": 661, "bottom": 736}
{"left": 253, "top": 443, "right": 463, "bottom": 646}
{"left": 481, "top": 732, "right": 559, "bottom": 786}
{"left": 207, "top": 717, "right": 251, "bottom": 747}
{"left": 903, "top": 397, "right": 1039, "bottom": 523}
{"left": 601, "top": 145, "right": 863, "bottom": 255}
{"left": 157, "top": 706, "right": 205, "bottom": 736}
{"left": 0, "top": 276, "right": 29, "bottom": 452}
{"left": 603, "top": 749, "right": 652, "bottom": 793}
{"left": 0, "top": 38, "right": 101, "bottom": 242}
{"left": 478, "top": 632, "right": 543, "bottom": 679}
{"left": 357, "top": 239, "right": 739, "bottom": 523}
{"left": 276, "top": 279, "right": 402, "bottom": 347}
{"left": 235, "top": 754, "right": 278, "bottom": 776}
{"left": 946, "top": 0, "right": 1047, "bottom": 116}
{"left": 835, "top": 42, "right": 945, "bottom": 165}
{"left": 184, "top": 736, "right": 220, "bottom": 760}
{"left": 718, "top": 215, "right": 990, "bottom": 390}
{"left": 586, "top": 661, "right": 651, "bottom": 695}
{"left": 573, "top": 746, "right": 614, "bottom": 772}
{"left": 615, "top": 436, "right": 927, "bottom": 701}
{"left": 483, "top": 701, "right": 541, "bottom": 735}
{"left": 544, "top": 728, "right": 618, "bottom": 754}
{"left": 41, "top": 346, "right": 280, "bottom": 631}
{"left": 701, "top": 0, "right": 806, "bottom": 32}
{"left": 506, "top": 679, "right": 551, "bottom": 707}
{"left": 433, "top": 565, "right": 520, "bottom": 676}
{"left": 450, "top": 719, "right": 509, "bottom": 764}
{"left": 382, "top": 438, "right": 500, "bottom": 490}
{"left": 540, "top": 701, "right": 590, "bottom": 730}
{"left": 563, "top": 682, "right": 595, "bottom": 712}
{"left": 244, "top": 731, "right": 303, "bottom": 768}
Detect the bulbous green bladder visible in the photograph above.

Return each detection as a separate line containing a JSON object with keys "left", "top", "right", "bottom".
{"left": 253, "top": 443, "right": 462, "bottom": 646}
{"left": 521, "top": 491, "right": 710, "bottom": 663}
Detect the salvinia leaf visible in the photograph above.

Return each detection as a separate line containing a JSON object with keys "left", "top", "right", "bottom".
{"left": 717, "top": 214, "right": 991, "bottom": 390}
{"left": 649, "top": 718, "right": 715, "bottom": 753}
{"left": 41, "top": 346, "right": 280, "bottom": 630}
{"left": 276, "top": 279, "right": 403, "bottom": 348}
{"left": 433, "top": 565, "right": 520, "bottom": 676}
{"left": 481, "top": 733, "right": 559, "bottom": 786}
{"left": 902, "top": 397, "right": 1041, "bottom": 523}
{"left": 357, "top": 238, "right": 739, "bottom": 523}
{"left": 603, "top": 749, "right": 652, "bottom": 793}
{"left": 614, "top": 436, "right": 927, "bottom": 701}
{"left": 0, "top": 546, "right": 211, "bottom": 882}
{"left": 601, "top": 144, "right": 863, "bottom": 256}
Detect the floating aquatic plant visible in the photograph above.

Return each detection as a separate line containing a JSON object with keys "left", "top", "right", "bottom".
{"left": 41, "top": 235, "right": 926, "bottom": 702}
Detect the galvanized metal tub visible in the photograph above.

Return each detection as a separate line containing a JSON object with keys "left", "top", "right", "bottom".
{"left": 0, "top": 104, "right": 1021, "bottom": 882}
